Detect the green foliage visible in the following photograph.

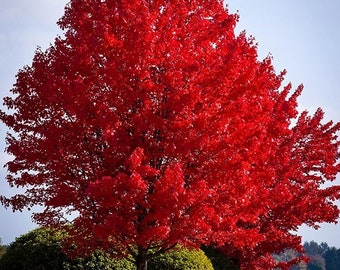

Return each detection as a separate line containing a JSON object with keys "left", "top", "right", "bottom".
{"left": 66, "top": 246, "right": 215, "bottom": 270}
{"left": 110, "top": 257, "right": 135, "bottom": 270}
{"left": 64, "top": 250, "right": 135, "bottom": 270}
{"left": 0, "top": 227, "right": 68, "bottom": 270}
{"left": 0, "top": 228, "right": 217, "bottom": 270}
{"left": 307, "top": 264, "right": 323, "bottom": 270}
{"left": 302, "top": 241, "right": 327, "bottom": 270}
{"left": 0, "top": 228, "right": 136, "bottom": 270}
{"left": 201, "top": 246, "right": 239, "bottom": 270}
{"left": 148, "top": 246, "right": 213, "bottom": 270}
{"left": 0, "top": 239, "right": 6, "bottom": 259}
{"left": 304, "top": 241, "right": 328, "bottom": 257}
{"left": 0, "top": 247, "right": 5, "bottom": 260}
{"left": 323, "top": 247, "right": 340, "bottom": 270}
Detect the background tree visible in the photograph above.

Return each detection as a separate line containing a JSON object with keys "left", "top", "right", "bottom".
{"left": 202, "top": 246, "right": 240, "bottom": 270}
{"left": 273, "top": 249, "right": 305, "bottom": 269}
{"left": 0, "top": 227, "right": 69, "bottom": 270}
{"left": 324, "top": 247, "right": 340, "bottom": 270}
{"left": 304, "top": 241, "right": 328, "bottom": 257}
{"left": 63, "top": 249, "right": 135, "bottom": 270}
{"left": 148, "top": 247, "right": 214, "bottom": 270}
{"left": 0, "top": 239, "right": 6, "bottom": 259}
{"left": 303, "top": 241, "right": 326, "bottom": 270}
{"left": 1, "top": 0, "right": 339, "bottom": 269}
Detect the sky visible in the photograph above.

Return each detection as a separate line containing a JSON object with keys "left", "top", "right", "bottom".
{"left": 0, "top": 1, "right": 339, "bottom": 247}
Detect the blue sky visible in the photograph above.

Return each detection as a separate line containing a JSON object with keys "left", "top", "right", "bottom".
{"left": 0, "top": 1, "right": 339, "bottom": 247}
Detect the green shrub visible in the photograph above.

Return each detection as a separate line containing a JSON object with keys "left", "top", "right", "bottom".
{"left": 201, "top": 246, "right": 240, "bottom": 270}
{"left": 64, "top": 250, "right": 135, "bottom": 270}
{"left": 148, "top": 246, "right": 214, "bottom": 270}
{"left": 0, "top": 228, "right": 135, "bottom": 270}
{"left": 0, "top": 239, "right": 6, "bottom": 259}
{"left": 0, "top": 228, "right": 218, "bottom": 270}
{"left": 0, "top": 227, "right": 68, "bottom": 270}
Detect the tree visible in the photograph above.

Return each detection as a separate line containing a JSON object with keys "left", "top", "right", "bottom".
{"left": 304, "top": 241, "right": 328, "bottom": 257}
{"left": 0, "top": 227, "right": 69, "bottom": 270}
{"left": 148, "top": 246, "right": 214, "bottom": 270}
{"left": 0, "top": 239, "right": 6, "bottom": 259}
{"left": 0, "top": 227, "right": 136, "bottom": 270}
{"left": 303, "top": 241, "right": 326, "bottom": 270}
{"left": 61, "top": 250, "right": 135, "bottom": 270}
{"left": 202, "top": 246, "right": 240, "bottom": 270}
{"left": 324, "top": 247, "right": 340, "bottom": 270}
{"left": 307, "top": 264, "right": 323, "bottom": 270}
{"left": 1, "top": 0, "right": 339, "bottom": 269}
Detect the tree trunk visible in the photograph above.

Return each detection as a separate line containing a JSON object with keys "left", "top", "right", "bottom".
{"left": 136, "top": 260, "right": 148, "bottom": 270}
{"left": 136, "top": 246, "right": 148, "bottom": 270}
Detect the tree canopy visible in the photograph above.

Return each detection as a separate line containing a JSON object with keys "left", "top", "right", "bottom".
{"left": 0, "top": 227, "right": 68, "bottom": 270}
{"left": 1, "top": 0, "right": 339, "bottom": 269}
{"left": 0, "top": 239, "right": 6, "bottom": 259}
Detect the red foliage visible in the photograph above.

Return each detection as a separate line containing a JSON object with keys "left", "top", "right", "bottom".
{"left": 1, "top": 0, "right": 339, "bottom": 268}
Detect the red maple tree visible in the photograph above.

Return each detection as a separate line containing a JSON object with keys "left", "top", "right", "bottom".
{"left": 1, "top": 0, "right": 339, "bottom": 269}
